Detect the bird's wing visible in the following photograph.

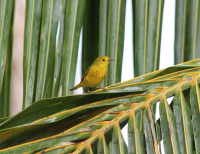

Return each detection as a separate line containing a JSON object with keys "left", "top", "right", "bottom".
{"left": 81, "top": 66, "right": 92, "bottom": 82}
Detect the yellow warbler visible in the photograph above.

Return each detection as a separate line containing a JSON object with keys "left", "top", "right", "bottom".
{"left": 70, "top": 56, "right": 114, "bottom": 92}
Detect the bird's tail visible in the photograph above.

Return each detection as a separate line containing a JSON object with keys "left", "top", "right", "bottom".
{"left": 70, "top": 82, "right": 84, "bottom": 91}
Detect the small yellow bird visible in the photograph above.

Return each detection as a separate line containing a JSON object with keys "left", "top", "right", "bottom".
{"left": 70, "top": 56, "right": 114, "bottom": 92}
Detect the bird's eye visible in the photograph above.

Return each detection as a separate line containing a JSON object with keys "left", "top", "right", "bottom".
{"left": 102, "top": 59, "right": 105, "bottom": 61}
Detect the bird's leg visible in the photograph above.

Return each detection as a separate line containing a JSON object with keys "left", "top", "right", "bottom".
{"left": 87, "top": 87, "right": 90, "bottom": 93}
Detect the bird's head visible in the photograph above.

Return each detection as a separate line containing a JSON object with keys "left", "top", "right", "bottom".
{"left": 93, "top": 56, "right": 114, "bottom": 67}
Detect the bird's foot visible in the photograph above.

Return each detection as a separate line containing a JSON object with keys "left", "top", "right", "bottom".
{"left": 96, "top": 87, "right": 107, "bottom": 91}
{"left": 87, "top": 87, "right": 91, "bottom": 93}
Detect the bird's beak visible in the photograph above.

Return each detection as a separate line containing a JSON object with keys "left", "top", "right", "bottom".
{"left": 108, "top": 59, "right": 114, "bottom": 61}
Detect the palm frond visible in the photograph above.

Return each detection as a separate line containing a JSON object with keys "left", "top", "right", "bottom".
{"left": 1, "top": 59, "right": 200, "bottom": 153}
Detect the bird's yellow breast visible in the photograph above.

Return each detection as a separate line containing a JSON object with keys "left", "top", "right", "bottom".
{"left": 82, "top": 66, "right": 107, "bottom": 87}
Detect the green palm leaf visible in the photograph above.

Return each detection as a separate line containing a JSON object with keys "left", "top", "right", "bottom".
{"left": 51, "top": 0, "right": 67, "bottom": 97}
{"left": 34, "top": 0, "right": 60, "bottom": 101}
{"left": 0, "top": 0, "right": 14, "bottom": 117}
{"left": 1, "top": 59, "right": 200, "bottom": 153}
{"left": 99, "top": 0, "right": 109, "bottom": 88}
{"left": 82, "top": 0, "right": 99, "bottom": 93}
{"left": 174, "top": 0, "right": 200, "bottom": 64}
{"left": 133, "top": 0, "right": 164, "bottom": 77}
{"left": 62, "top": 0, "right": 86, "bottom": 96}
{"left": 2, "top": 0, "right": 200, "bottom": 153}
{"left": 23, "top": 0, "right": 42, "bottom": 108}
{"left": 106, "top": 0, "right": 126, "bottom": 86}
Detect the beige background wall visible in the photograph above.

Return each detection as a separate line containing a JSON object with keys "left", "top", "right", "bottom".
{"left": 11, "top": 0, "right": 25, "bottom": 116}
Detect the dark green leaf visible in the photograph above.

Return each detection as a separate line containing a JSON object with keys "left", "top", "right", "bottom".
{"left": 52, "top": 0, "right": 67, "bottom": 97}
{"left": 23, "top": 0, "right": 42, "bottom": 108}
{"left": 190, "top": 79, "right": 200, "bottom": 153}
{"left": 143, "top": 108, "right": 155, "bottom": 154}
{"left": 35, "top": 0, "right": 60, "bottom": 101}
{"left": 0, "top": 1, "right": 14, "bottom": 117}
{"left": 62, "top": 0, "right": 86, "bottom": 96}
{"left": 111, "top": 123, "right": 128, "bottom": 154}
{"left": 159, "top": 98, "right": 173, "bottom": 153}
{"left": 133, "top": 0, "right": 164, "bottom": 76}
{"left": 82, "top": 0, "right": 99, "bottom": 93}
{"left": 99, "top": 0, "right": 109, "bottom": 88}
{"left": 106, "top": 0, "right": 126, "bottom": 85}
{"left": 0, "top": 0, "right": 14, "bottom": 104}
